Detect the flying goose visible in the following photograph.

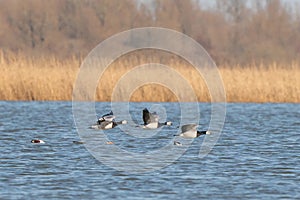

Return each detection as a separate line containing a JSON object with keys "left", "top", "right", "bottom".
{"left": 91, "top": 120, "right": 127, "bottom": 130}
{"left": 91, "top": 111, "right": 127, "bottom": 130}
{"left": 175, "top": 124, "right": 210, "bottom": 138}
{"left": 142, "top": 108, "right": 172, "bottom": 129}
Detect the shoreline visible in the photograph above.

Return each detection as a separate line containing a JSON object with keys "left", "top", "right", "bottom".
{"left": 0, "top": 100, "right": 299, "bottom": 104}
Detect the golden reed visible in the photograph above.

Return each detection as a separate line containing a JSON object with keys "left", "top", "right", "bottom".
{"left": 0, "top": 51, "right": 299, "bottom": 102}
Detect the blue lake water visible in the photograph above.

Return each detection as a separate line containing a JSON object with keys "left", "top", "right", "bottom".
{"left": 0, "top": 101, "right": 299, "bottom": 199}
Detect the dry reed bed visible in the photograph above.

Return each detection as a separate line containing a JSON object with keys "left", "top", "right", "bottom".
{"left": 0, "top": 52, "right": 299, "bottom": 102}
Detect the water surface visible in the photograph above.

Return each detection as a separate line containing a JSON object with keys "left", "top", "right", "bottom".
{"left": 0, "top": 101, "right": 299, "bottom": 199}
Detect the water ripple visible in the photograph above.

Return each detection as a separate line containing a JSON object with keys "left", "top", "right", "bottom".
{"left": 0, "top": 102, "right": 299, "bottom": 199}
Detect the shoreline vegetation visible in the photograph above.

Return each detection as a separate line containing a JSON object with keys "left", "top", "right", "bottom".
{"left": 0, "top": 51, "right": 299, "bottom": 103}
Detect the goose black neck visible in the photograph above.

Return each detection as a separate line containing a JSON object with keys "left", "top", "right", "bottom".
{"left": 196, "top": 130, "right": 207, "bottom": 137}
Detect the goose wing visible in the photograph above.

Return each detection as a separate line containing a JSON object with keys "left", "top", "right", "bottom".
{"left": 181, "top": 124, "right": 198, "bottom": 133}
{"left": 150, "top": 112, "right": 159, "bottom": 122}
{"left": 99, "top": 111, "right": 115, "bottom": 122}
{"left": 143, "top": 108, "right": 159, "bottom": 125}
{"left": 143, "top": 108, "right": 151, "bottom": 125}
{"left": 102, "top": 111, "right": 113, "bottom": 118}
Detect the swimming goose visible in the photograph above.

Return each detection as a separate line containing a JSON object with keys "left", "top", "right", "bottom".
{"left": 73, "top": 141, "right": 84, "bottom": 144}
{"left": 31, "top": 139, "right": 45, "bottom": 144}
{"left": 91, "top": 120, "right": 127, "bottom": 130}
{"left": 175, "top": 124, "right": 210, "bottom": 138}
{"left": 173, "top": 141, "right": 183, "bottom": 146}
{"left": 142, "top": 108, "right": 172, "bottom": 129}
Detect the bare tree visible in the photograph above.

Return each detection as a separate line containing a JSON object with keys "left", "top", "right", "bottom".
{"left": 0, "top": 0, "right": 299, "bottom": 64}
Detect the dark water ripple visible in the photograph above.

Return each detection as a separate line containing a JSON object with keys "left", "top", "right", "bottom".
{"left": 0, "top": 101, "right": 299, "bottom": 199}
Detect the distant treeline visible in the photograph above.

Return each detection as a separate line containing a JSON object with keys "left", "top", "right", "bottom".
{"left": 0, "top": 0, "right": 299, "bottom": 65}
